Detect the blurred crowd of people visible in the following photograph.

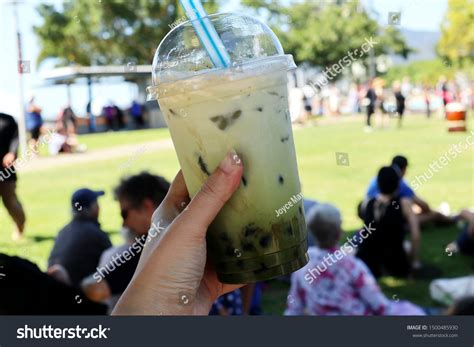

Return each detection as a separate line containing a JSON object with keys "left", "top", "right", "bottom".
{"left": 0, "top": 75, "right": 472, "bottom": 316}
{"left": 289, "top": 76, "right": 474, "bottom": 130}
{"left": 0, "top": 151, "right": 473, "bottom": 316}
{"left": 24, "top": 97, "right": 148, "bottom": 155}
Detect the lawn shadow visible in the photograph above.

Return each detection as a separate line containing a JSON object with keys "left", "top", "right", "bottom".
{"left": 28, "top": 229, "right": 120, "bottom": 244}
{"left": 29, "top": 235, "right": 56, "bottom": 243}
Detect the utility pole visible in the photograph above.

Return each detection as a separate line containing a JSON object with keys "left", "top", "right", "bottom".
{"left": 11, "top": 0, "right": 28, "bottom": 156}
{"left": 367, "top": 0, "right": 377, "bottom": 79}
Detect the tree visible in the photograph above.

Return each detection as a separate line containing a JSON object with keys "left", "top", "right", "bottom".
{"left": 34, "top": 0, "right": 218, "bottom": 67}
{"left": 385, "top": 59, "right": 456, "bottom": 85}
{"left": 437, "top": 0, "right": 474, "bottom": 68}
{"left": 242, "top": 0, "right": 411, "bottom": 75}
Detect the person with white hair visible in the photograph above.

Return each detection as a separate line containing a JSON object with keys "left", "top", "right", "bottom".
{"left": 285, "top": 202, "right": 424, "bottom": 316}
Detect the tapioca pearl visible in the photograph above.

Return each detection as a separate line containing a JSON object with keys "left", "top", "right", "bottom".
{"left": 225, "top": 246, "right": 236, "bottom": 257}
{"left": 256, "top": 107, "right": 263, "bottom": 112}
{"left": 254, "top": 263, "right": 268, "bottom": 274}
{"left": 278, "top": 175, "right": 284, "bottom": 185}
{"left": 259, "top": 234, "right": 273, "bottom": 248}
{"left": 219, "top": 232, "right": 230, "bottom": 242}
{"left": 285, "top": 224, "right": 294, "bottom": 236}
{"left": 281, "top": 135, "right": 289, "bottom": 142}
{"left": 231, "top": 110, "right": 242, "bottom": 119}
{"left": 244, "top": 224, "right": 258, "bottom": 238}
{"left": 197, "top": 155, "right": 211, "bottom": 176}
{"left": 218, "top": 118, "right": 229, "bottom": 130}
{"left": 242, "top": 242, "right": 256, "bottom": 252}
{"left": 210, "top": 115, "right": 223, "bottom": 123}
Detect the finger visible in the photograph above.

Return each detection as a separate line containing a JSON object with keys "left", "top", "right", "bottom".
{"left": 178, "top": 150, "right": 243, "bottom": 234}
{"left": 150, "top": 171, "right": 189, "bottom": 226}
{"left": 162, "top": 171, "right": 191, "bottom": 212}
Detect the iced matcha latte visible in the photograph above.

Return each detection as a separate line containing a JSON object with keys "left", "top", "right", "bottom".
{"left": 148, "top": 13, "right": 308, "bottom": 284}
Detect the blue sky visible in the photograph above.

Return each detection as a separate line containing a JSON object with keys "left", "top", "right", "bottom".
{"left": 0, "top": 0, "right": 448, "bottom": 120}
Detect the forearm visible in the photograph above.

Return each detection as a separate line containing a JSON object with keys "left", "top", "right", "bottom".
{"left": 409, "top": 215, "right": 421, "bottom": 264}
{"left": 413, "top": 196, "right": 430, "bottom": 212}
{"left": 402, "top": 199, "right": 421, "bottom": 264}
{"left": 410, "top": 233, "right": 420, "bottom": 264}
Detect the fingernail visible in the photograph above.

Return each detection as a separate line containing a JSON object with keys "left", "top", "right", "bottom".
{"left": 219, "top": 150, "right": 242, "bottom": 174}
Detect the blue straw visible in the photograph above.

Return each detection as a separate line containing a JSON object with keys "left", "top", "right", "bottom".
{"left": 179, "top": 0, "right": 230, "bottom": 68}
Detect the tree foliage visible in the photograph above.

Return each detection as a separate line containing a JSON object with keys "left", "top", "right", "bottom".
{"left": 34, "top": 0, "right": 410, "bottom": 73}
{"left": 242, "top": 0, "right": 411, "bottom": 71}
{"left": 385, "top": 59, "right": 456, "bottom": 85}
{"left": 34, "top": 0, "right": 217, "bottom": 67}
{"left": 437, "top": 0, "right": 474, "bottom": 68}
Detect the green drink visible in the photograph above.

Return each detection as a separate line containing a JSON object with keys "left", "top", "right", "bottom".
{"left": 148, "top": 13, "right": 308, "bottom": 284}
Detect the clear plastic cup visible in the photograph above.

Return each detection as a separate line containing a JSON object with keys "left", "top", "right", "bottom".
{"left": 147, "top": 13, "right": 308, "bottom": 284}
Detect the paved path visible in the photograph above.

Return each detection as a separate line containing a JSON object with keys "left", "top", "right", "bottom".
{"left": 16, "top": 116, "right": 365, "bottom": 173}
{"left": 17, "top": 139, "right": 174, "bottom": 173}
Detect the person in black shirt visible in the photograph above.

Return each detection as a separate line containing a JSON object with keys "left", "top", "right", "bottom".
{"left": 48, "top": 188, "right": 112, "bottom": 287}
{"left": 393, "top": 81, "right": 406, "bottom": 127}
{"left": 365, "top": 80, "right": 377, "bottom": 128}
{"left": 0, "top": 253, "right": 107, "bottom": 315}
{"left": 357, "top": 166, "right": 421, "bottom": 278}
{"left": 0, "top": 113, "right": 26, "bottom": 240}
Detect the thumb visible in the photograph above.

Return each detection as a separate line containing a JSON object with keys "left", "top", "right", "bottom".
{"left": 177, "top": 150, "right": 243, "bottom": 235}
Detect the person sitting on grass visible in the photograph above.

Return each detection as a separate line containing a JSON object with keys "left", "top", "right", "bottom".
{"left": 48, "top": 188, "right": 112, "bottom": 287}
{"left": 446, "top": 209, "right": 474, "bottom": 256}
{"left": 361, "top": 155, "right": 456, "bottom": 229}
{"left": 0, "top": 253, "right": 107, "bottom": 315}
{"left": 209, "top": 289, "right": 243, "bottom": 316}
{"left": 357, "top": 166, "right": 423, "bottom": 278}
{"left": 284, "top": 203, "right": 424, "bottom": 316}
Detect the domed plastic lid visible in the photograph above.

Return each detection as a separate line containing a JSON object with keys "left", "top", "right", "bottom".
{"left": 147, "top": 12, "right": 296, "bottom": 100}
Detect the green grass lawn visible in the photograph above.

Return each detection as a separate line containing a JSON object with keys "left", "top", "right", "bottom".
{"left": 77, "top": 128, "right": 171, "bottom": 150}
{"left": 1, "top": 114, "right": 473, "bottom": 314}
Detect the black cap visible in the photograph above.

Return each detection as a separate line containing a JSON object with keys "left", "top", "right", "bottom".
{"left": 71, "top": 188, "right": 104, "bottom": 211}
